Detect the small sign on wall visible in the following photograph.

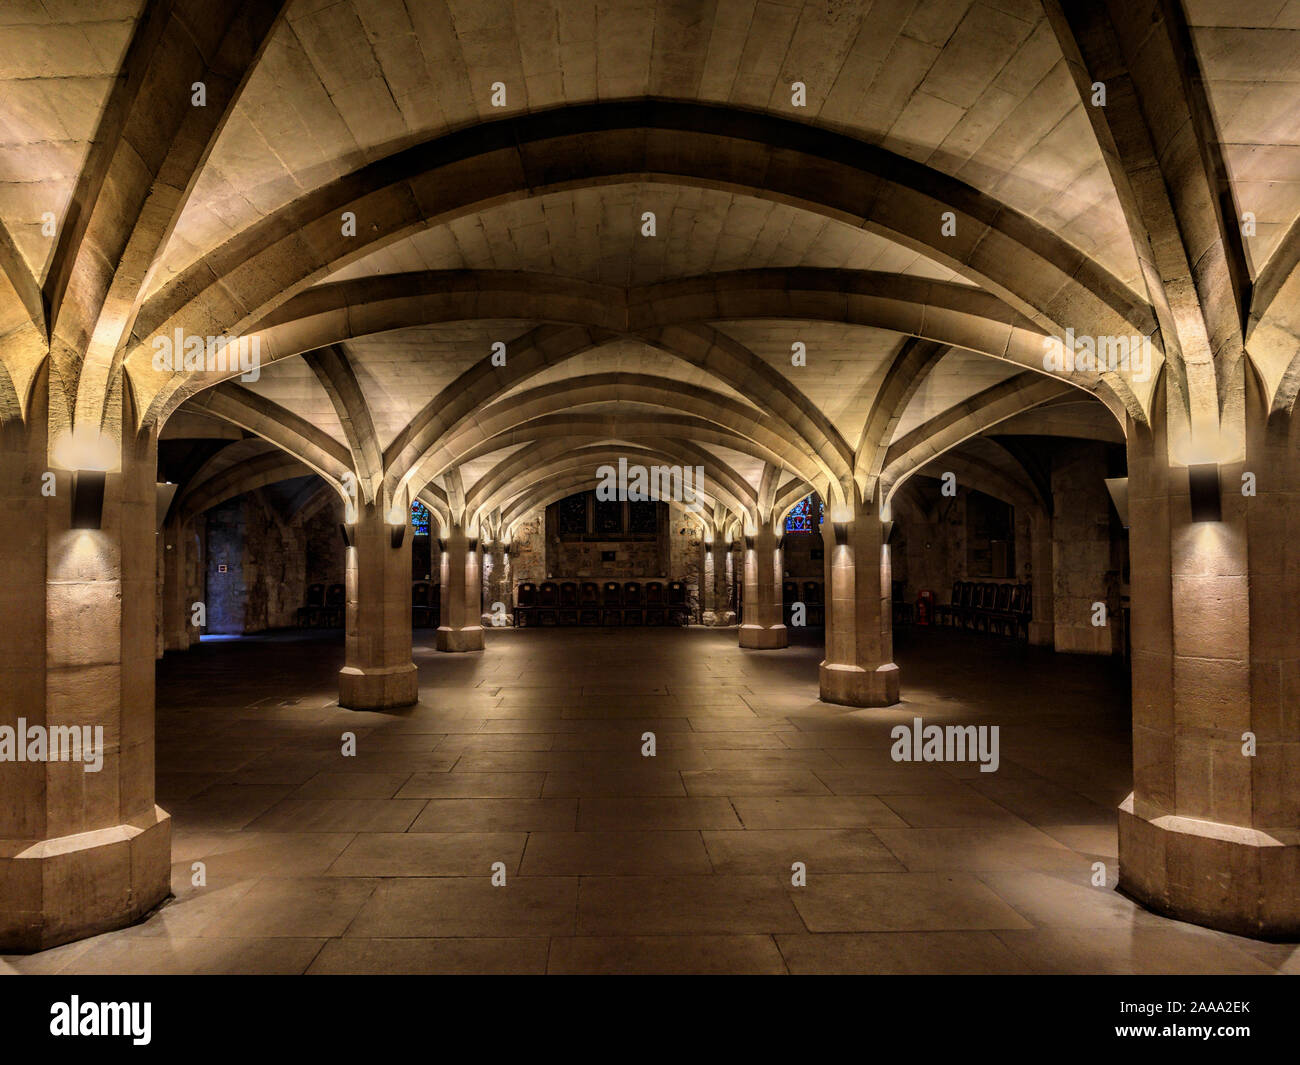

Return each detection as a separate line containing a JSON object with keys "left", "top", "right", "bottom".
{"left": 217, "top": 564, "right": 228, "bottom": 573}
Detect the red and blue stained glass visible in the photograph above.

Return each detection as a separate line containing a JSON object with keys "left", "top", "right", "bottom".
{"left": 410, "top": 500, "right": 431, "bottom": 536}
{"left": 784, "top": 495, "right": 824, "bottom": 533}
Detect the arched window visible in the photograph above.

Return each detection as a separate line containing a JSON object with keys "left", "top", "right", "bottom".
{"left": 784, "top": 494, "right": 824, "bottom": 533}
{"left": 410, "top": 500, "right": 430, "bottom": 536}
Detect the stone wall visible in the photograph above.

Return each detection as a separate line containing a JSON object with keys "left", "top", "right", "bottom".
{"left": 1051, "top": 441, "right": 1126, "bottom": 655}
{"left": 667, "top": 504, "right": 704, "bottom": 621}
{"left": 889, "top": 440, "right": 1127, "bottom": 655}
{"left": 893, "top": 490, "right": 965, "bottom": 602}
{"left": 200, "top": 490, "right": 343, "bottom": 635}
{"left": 781, "top": 529, "right": 825, "bottom": 578}
{"left": 509, "top": 512, "right": 546, "bottom": 589}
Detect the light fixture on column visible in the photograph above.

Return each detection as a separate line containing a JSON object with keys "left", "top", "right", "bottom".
{"left": 881, "top": 519, "right": 895, "bottom": 543}
{"left": 467, "top": 537, "right": 479, "bottom": 553}
{"left": 386, "top": 503, "right": 407, "bottom": 548}
{"left": 830, "top": 505, "right": 851, "bottom": 546}
{"left": 1188, "top": 463, "right": 1221, "bottom": 523}
{"left": 704, "top": 538, "right": 713, "bottom": 556}
{"left": 54, "top": 428, "right": 115, "bottom": 531}
{"left": 502, "top": 539, "right": 511, "bottom": 557}
{"left": 71, "top": 471, "right": 107, "bottom": 530}
{"left": 339, "top": 523, "right": 356, "bottom": 547}
{"left": 1104, "top": 477, "right": 1130, "bottom": 528}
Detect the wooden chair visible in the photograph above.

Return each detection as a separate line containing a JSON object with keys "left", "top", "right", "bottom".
{"left": 601, "top": 582, "right": 622, "bottom": 625}
{"left": 579, "top": 582, "right": 601, "bottom": 626}
{"left": 1016, "top": 582, "right": 1033, "bottom": 640}
{"left": 538, "top": 581, "right": 559, "bottom": 625}
{"left": 667, "top": 580, "right": 689, "bottom": 625}
{"left": 956, "top": 580, "right": 977, "bottom": 629}
{"left": 989, "top": 583, "right": 1014, "bottom": 635}
{"left": 515, "top": 582, "right": 537, "bottom": 627}
{"left": 644, "top": 581, "right": 666, "bottom": 626}
{"left": 558, "top": 581, "right": 579, "bottom": 626}
{"left": 622, "top": 581, "right": 643, "bottom": 625}
{"left": 934, "top": 580, "right": 962, "bottom": 627}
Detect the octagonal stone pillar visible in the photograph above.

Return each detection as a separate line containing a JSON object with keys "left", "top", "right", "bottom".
{"left": 818, "top": 497, "right": 900, "bottom": 707}
{"left": 738, "top": 518, "right": 786, "bottom": 649}
{"left": 338, "top": 502, "right": 418, "bottom": 709}
{"left": 437, "top": 524, "right": 484, "bottom": 652}
{"left": 1119, "top": 373, "right": 1299, "bottom": 937}
{"left": 0, "top": 373, "right": 170, "bottom": 951}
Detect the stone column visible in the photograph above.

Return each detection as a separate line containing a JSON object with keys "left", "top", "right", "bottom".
{"left": 0, "top": 376, "right": 170, "bottom": 951}
{"left": 161, "top": 514, "right": 198, "bottom": 652}
{"left": 738, "top": 519, "right": 786, "bottom": 648}
{"left": 701, "top": 538, "right": 730, "bottom": 625}
{"left": 1028, "top": 511, "right": 1055, "bottom": 648}
{"left": 338, "top": 502, "right": 417, "bottom": 709}
{"left": 437, "top": 523, "right": 485, "bottom": 652}
{"left": 819, "top": 498, "right": 900, "bottom": 707}
{"left": 1119, "top": 375, "right": 1299, "bottom": 936}
{"left": 482, "top": 539, "right": 511, "bottom": 628}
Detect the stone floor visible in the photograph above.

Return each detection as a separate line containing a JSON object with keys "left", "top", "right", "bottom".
{"left": 5, "top": 626, "right": 1296, "bottom": 974}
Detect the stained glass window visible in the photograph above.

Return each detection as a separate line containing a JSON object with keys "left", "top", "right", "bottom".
{"left": 410, "top": 500, "right": 430, "bottom": 536}
{"left": 784, "top": 494, "right": 824, "bottom": 533}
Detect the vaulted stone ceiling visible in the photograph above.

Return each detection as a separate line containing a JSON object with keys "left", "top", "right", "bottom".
{"left": 2, "top": 0, "right": 1295, "bottom": 535}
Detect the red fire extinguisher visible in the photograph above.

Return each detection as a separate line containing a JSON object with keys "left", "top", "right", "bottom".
{"left": 916, "top": 589, "right": 934, "bottom": 626}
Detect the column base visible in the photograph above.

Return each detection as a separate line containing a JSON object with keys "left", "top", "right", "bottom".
{"left": 739, "top": 623, "right": 787, "bottom": 649}
{"left": 819, "top": 660, "right": 901, "bottom": 707}
{"left": 0, "top": 806, "right": 171, "bottom": 952}
{"left": 1027, "top": 621, "right": 1054, "bottom": 648}
{"left": 338, "top": 662, "right": 419, "bottom": 709}
{"left": 436, "top": 625, "right": 485, "bottom": 652}
{"left": 1118, "top": 794, "right": 1300, "bottom": 938}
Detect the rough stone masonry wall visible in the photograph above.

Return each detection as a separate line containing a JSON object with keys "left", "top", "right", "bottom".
{"left": 781, "top": 529, "right": 825, "bottom": 578}
{"left": 303, "top": 502, "right": 345, "bottom": 587}
{"left": 201, "top": 490, "right": 342, "bottom": 635}
{"left": 889, "top": 441, "right": 1125, "bottom": 656}
{"left": 509, "top": 512, "right": 546, "bottom": 593}
{"left": 667, "top": 503, "right": 704, "bottom": 621}
{"left": 894, "top": 491, "right": 966, "bottom": 601}
{"left": 1051, "top": 442, "right": 1125, "bottom": 655}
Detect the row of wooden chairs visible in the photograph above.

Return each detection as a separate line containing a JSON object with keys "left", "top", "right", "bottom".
{"left": 296, "top": 583, "right": 345, "bottom": 628}
{"left": 516, "top": 581, "right": 690, "bottom": 626}
{"left": 934, "top": 580, "right": 1032, "bottom": 638}
{"left": 782, "top": 580, "right": 824, "bottom": 626}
